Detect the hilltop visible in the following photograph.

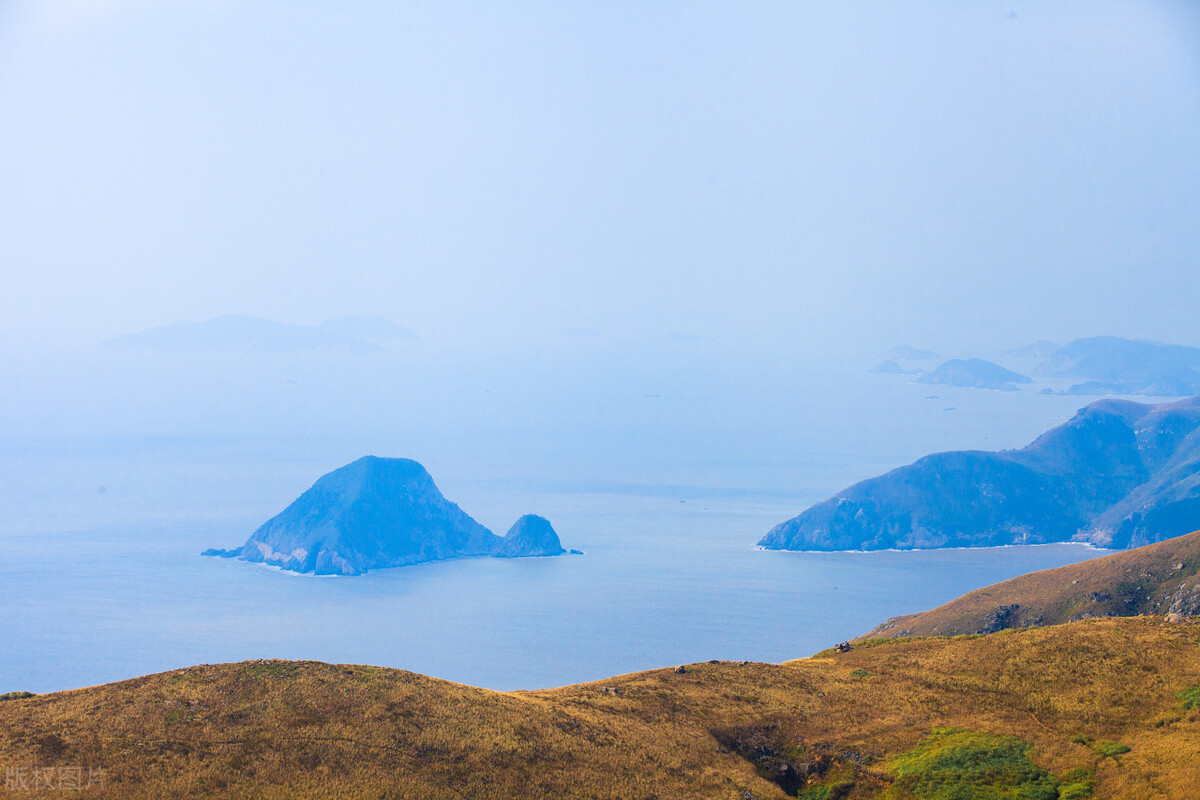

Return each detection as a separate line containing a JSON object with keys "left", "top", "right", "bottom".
{"left": 861, "top": 529, "right": 1200, "bottom": 640}
{"left": 204, "top": 457, "right": 565, "bottom": 575}
{"left": 760, "top": 396, "right": 1200, "bottom": 552}
{"left": 1, "top": 615, "right": 1198, "bottom": 798}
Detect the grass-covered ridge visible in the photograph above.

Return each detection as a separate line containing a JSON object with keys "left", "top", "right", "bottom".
{"left": 1, "top": 617, "right": 1199, "bottom": 798}
{"left": 862, "top": 529, "right": 1200, "bottom": 639}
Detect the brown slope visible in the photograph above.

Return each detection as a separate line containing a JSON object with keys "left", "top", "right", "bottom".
{"left": 859, "top": 529, "right": 1200, "bottom": 640}
{"left": 2, "top": 618, "right": 1200, "bottom": 799}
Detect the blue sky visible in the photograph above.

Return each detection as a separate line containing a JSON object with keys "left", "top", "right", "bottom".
{"left": 2, "top": 0, "right": 1198, "bottom": 356}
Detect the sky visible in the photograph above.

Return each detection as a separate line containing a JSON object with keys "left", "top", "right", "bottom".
{"left": 1, "top": 0, "right": 1199, "bottom": 358}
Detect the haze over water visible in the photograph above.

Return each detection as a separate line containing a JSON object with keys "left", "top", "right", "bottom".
{"left": 1, "top": 1, "right": 1198, "bottom": 692}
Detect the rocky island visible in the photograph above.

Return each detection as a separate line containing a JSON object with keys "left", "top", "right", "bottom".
{"left": 204, "top": 456, "right": 566, "bottom": 575}
{"left": 760, "top": 396, "right": 1200, "bottom": 551}
{"left": 916, "top": 357, "right": 1032, "bottom": 391}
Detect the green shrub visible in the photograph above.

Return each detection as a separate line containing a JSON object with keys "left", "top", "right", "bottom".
{"left": 1177, "top": 686, "right": 1200, "bottom": 710}
{"left": 0, "top": 691, "right": 35, "bottom": 701}
{"left": 887, "top": 728, "right": 1060, "bottom": 799}
{"left": 850, "top": 668, "right": 871, "bottom": 679}
{"left": 1056, "top": 768, "right": 1094, "bottom": 798}
{"left": 1090, "top": 741, "right": 1129, "bottom": 758}
{"left": 798, "top": 784, "right": 851, "bottom": 800}
{"left": 1058, "top": 782, "right": 1093, "bottom": 799}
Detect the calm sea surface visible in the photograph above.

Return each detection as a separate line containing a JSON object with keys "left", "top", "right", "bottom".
{"left": 0, "top": 355, "right": 1119, "bottom": 693}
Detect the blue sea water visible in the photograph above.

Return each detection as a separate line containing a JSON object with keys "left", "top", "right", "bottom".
{"left": 0, "top": 352, "right": 1121, "bottom": 693}
{"left": 0, "top": 451, "right": 1108, "bottom": 695}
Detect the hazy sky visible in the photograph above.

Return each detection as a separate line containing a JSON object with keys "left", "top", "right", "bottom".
{"left": 2, "top": 0, "right": 1199, "bottom": 356}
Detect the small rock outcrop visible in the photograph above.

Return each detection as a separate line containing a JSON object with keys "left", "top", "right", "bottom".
{"left": 1167, "top": 578, "right": 1200, "bottom": 616}
{"left": 979, "top": 604, "right": 1020, "bottom": 634}
{"left": 493, "top": 514, "right": 565, "bottom": 558}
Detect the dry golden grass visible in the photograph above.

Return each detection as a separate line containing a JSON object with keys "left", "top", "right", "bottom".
{"left": 2, "top": 616, "right": 1200, "bottom": 798}
{"left": 860, "top": 530, "right": 1200, "bottom": 639}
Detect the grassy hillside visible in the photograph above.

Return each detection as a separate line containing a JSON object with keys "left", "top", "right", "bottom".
{"left": 2, "top": 617, "right": 1200, "bottom": 798}
{"left": 861, "top": 530, "right": 1200, "bottom": 640}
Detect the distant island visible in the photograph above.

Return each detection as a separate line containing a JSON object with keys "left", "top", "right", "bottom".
{"left": 204, "top": 457, "right": 566, "bottom": 575}
{"left": 1001, "top": 340, "right": 1060, "bottom": 359}
{"left": 916, "top": 358, "right": 1032, "bottom": 391}
{"left": 102, "top": 315, "right": 416, "bottom": 354}
{"left": 1034, "top": 336, "right": 1200, "bottom": 396}
{"left": 759, "top": 396, "right": 1200, "bottom": 551}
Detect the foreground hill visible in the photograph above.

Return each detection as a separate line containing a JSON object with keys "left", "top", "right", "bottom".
{"left": 861, "top": 529, "right": 1200, "bottom": 640}
{"left": 2, "top": 617, "right": 1199, "bottom": 798}
{"left": 760, "top": 396, "right": 1200, "bottom": 551}
{"left": 204, "top": 457, "right": 565, "bottom": 575}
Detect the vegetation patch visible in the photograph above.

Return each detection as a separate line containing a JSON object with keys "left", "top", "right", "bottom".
{"left": 798, "top": 784, "right": 852, "bottom": 800}
{"left": 0, "top": 691, "right": 35, "bottom": 701}
{"left": 1057, "top": 768, "right": 1094, "bottom": 799}
{"left": 849, "top": 668, "right": 871, "bottom": 679}
{"left": 1089, "top": 741, "right": 1129, "bottom": 758}
{"left": 886, "top": 728, "right": 1061, "bottom": 799}
{"left": 1177, "top": 685, "right": 1200, "bottom": 710}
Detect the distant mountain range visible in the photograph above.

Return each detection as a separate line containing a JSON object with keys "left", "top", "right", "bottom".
{"left": 101, "top": 315, "right": 416, "bottom": 354}
{"left": 205, "top": 457, "right": 566, "bottom": 575}
{"left": 760, "top": 396, "right": 1200, "bottom": 552}
{"left": 1001, "top": 340, "right": 1060, "bottom": 359}
{"left": 872, "top": 336, "right": 1200, "bottom": 397}
{"left": 1034, "top": 336, "right": 1200, "bottom": 396}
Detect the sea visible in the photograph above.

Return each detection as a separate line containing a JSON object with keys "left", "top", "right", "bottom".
{"left": 0, "top": 346, "right": 1125, "bottom": 693}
